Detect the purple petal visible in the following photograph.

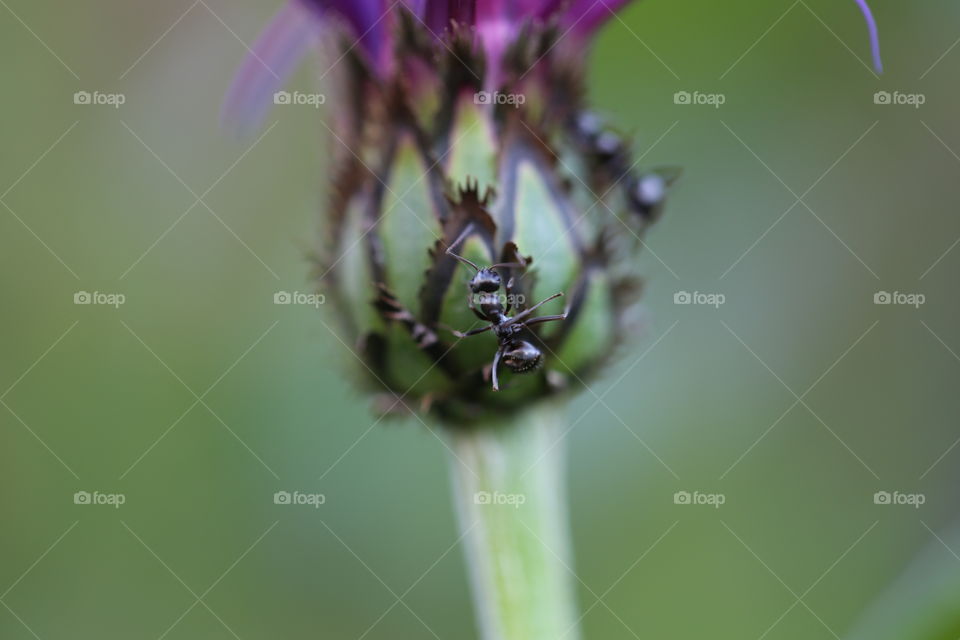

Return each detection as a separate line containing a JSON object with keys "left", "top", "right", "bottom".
{"left": 421, "top": 1, "right": 484, "bottom": 34}
{"left": 533, "top": 0, "right": 565, "bottom": 20}
{"left": 423, "top": 2, "right": 450, "bottom": 33}
{"left": 475, "top": 0, "right": 510, "bottom": 23}
{"left": 401, "top": 0, "right": 428, "bottom": 19}
{"left": 474, "top": 0, "right": 512, "bottom": 82}
{"left": 449, "top": 0, "right": 477, "bottom": 25}
{"left": 221, "top": 1, "right": 320, "bottom": 137}
{"left": 853, "top": 0, "right": 883, "bottom": 73}
{"left": 302, "top": 0, "right": 389, "bottom": 61}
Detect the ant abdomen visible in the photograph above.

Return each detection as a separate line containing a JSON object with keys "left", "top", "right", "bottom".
{"left": 502, "top": 340, "right": 543, "bottom": 373}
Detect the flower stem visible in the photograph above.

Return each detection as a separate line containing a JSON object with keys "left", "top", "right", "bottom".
{"left": 446, "top": 404, "right": 581, "bottom": 640}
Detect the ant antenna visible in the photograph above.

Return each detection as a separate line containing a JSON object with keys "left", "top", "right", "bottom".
{"left": 445, "top": 223, "right": 480, "bottom": 272}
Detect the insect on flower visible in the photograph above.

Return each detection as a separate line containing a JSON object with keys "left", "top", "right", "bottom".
{"left": 568, "top": 110, "right": 681, "bottom": 227}
{"left": 445, "top": 224, "right": 567, "bottom": 392}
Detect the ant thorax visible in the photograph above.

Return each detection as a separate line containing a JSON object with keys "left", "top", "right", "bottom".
{"left": 476, "top": 292, "right": 506, "bottom": 322}
{"left": 492, "top": 322, "right": 524, "bottom": 341}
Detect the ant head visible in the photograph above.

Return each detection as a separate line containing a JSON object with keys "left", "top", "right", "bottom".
{"left": 502, "top": 340, "right": 543, "bottom": 374}
{"left": 470, "top": 268, "right": 501, "bottom": 294}
{"left": 594, "top": 131, "right": 624, "bottom": 161}
{"left": 628, "top": 172, "right": 666, "bottom": 218}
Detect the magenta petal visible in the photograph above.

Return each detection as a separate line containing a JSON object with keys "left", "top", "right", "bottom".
{"left": 221, "top": 1, "right": 321, "bottom": 136}
{"left": 475, "top": 0, "right": 511, "bottom": 22}
{"left": 533, "top": 0, "right": 566, "bottom": 20}
{"left": 853, "top": 0, "right": 883, "bottom": 73}
{"left": 449, "top": 0, "right": 477, "bottom": 25}
{"left": 475, "top": 0, "right": 515, "bottom": 54}
{"left": 423, "top": 2, "right": 449, "bottom": 33}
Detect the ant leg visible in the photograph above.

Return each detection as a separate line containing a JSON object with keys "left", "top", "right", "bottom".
{"left": 522, "top": 313, "right": 567, "bottom": 327}
{"left": 466, "top": 289, "right": 486, "bottom": 320}
{"left": 507, "top": 292, "right": 564, "bottom": 324}
{"left": 468, "top": 302, "right": 487, "bottom": 322}
{"left": 452, "top": 325, "right": 493, "bottom": 339}
{"left": 491, "top": 346, "right": 504, "bottom": 391}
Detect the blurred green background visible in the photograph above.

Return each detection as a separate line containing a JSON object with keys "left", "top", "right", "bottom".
{"left": 2, "top": 1, "right": 959, "bottom": 638}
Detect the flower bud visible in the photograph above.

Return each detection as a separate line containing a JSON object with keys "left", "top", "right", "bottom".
{"left": 224, "top": 0, "right": 883, "bottom": 425}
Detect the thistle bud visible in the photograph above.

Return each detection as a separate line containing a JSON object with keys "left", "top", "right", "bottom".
{"left": 224, "top": 0, "right": 883, "bottom": 426}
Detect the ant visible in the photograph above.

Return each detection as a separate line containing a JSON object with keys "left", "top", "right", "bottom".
{"left": 568, "top": 110, "right": 680, "bottom": 224}
{"left": 445, "top": 224, "right": 567, "bottom": 391}
{"left": 569, "top": 110, "right": 629, "bottom": 179}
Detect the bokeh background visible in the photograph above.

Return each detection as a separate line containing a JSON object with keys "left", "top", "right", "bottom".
{"left": 2, "top": 1, "right": 959, "bottom": 638}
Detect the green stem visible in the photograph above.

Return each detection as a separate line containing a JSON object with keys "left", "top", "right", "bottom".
{"left": 446, "top": 404, "right": 581, "bottom": 640}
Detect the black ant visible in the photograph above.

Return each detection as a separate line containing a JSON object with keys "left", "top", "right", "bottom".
{"left": 569, "top": 110, "right": 629, "bottom": 179}
{"left": 569, "top": 110, "right": 680, "bottom": 224}
{"left": 445, "top": 224, "right": 567, "bottom": 391}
